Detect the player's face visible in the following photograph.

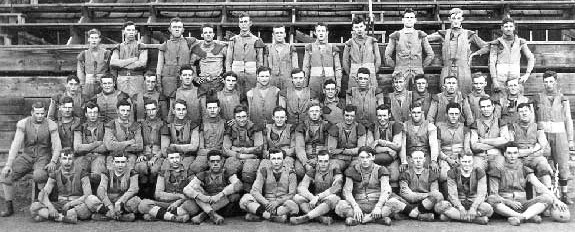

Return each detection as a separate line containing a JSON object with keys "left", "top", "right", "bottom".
{"left": 234, "top": 111, "right": 248, "bottom": 127}
{"left": 502, "top": 22, "right": 515, "bottom": 36}
{"left": 273, "top": 110, "right": 287, "bottom": 127}
{"left": 32, "top": 107, "right": 46, "bottom": 123}
{"left": 174, "top": 103, "right": 187, "bottom": 120}
{"left": 124, "top": 25, "right": 137, "bottom": 41}
{"left": 292, "top": 72, "right": 306, "bottom": 88}
{"left": 447, "top": 107, "right": 460, "bottom": 124}
{"left": 273, "top": 27, "right": 286, "bottom": 43}
{"left": 145, "top": 103, "right": 158, "bottom": 120}
{"left": 460, "top": 155, "right": 473, "bottom": 172}
{"left": 206, "top": 103, "right": 220, "bottom": 118}
{"left": 315, "top": 25, "right": 328, "bottom": 41}
{"left": 344, "top": 111, "right": 355, "bottom": 125}
{"left": 118, "top": 105, "right": 131, "bottom": 122}
{"left": 402, "top": 12, "right": 417, "bottom": 28}
{"left": 376, "top": 109, "right": 390, "bottom": 125}
{"left": 504, "top": 147, "right": 520, "bottom": 164}
{"left": 88, "top": 33, "right": 101, "bottom": 48}
{"left": 257, "top": 71, "right": 271, "bottom": 86}
{"left": 101, "top": 77, "right": 115, "bottom": 94}
{"left": 543, "top": 76, "right": 557, "bottom": 92}
{"left": 269, "top": 152, "right": 284, "bottom": 170}
{"left": 201, "top": 27, "right": 215, "bottom": 42}
{"left": 450, "top": 13, "right": 463, "bottom": 28}
{"left": 66, "top": 79, "right": 80, "bottom": 95}
{"left": 352, "top": 22, "right": 366, "bottom": 36}
{"left": 86, "top": 107, "right": 99, "bottom": 122}
{"left": 444, "top": 78, "right": 458, "bottom": 94}
{"left": 357, "top": 73, "right": 370, "bottom": 89}
{"left": 324, "top": 83, "right": 337, "bottom": 99}
{"left": 169, "top": 21, "right": 184, "bottom": 37}
{"left": 308, "top": 105, "right": 322, "bottom": 121}
{"left": 411, "top": 151, "right": 425, "bottom": 169}
{"left": 223, "top": 75, "right": 237, "bottom": 91}
{"left": 60, "top": 102, "right": 73, "bottom": 118}
{"left": 518, "top": 106, "right": 531, "bottom": 123}
{"left": 208, "top": 155, "right": 222, "bottom": 173}
{"left": 415, "top": 78, "right": 427, "bottom": 93}
{"left": 180, "top": 70, "right": 194, "bottom": 86}
{"left": 472, "top": 76, "right": 487, "bottom": 92}
{"left": 144, "top": 75, "right": 157, "bottom": 92}
{"left": 239, "top": 16, "right": 251, "bottom": 32}
{"left": 317, "top": 154, "right": 330, "bottom": 172}
{"left": 479, "top": 100, "right": 494, "bottom": 118}
{"left": 358, "top": 151, "right": 374, "bottom": 168}
{"left": 393, "top": 78, "right": 406, "bottom": 92}
{"left": 410, "top": 106, "right": 423, "bottom": 123}
{"left": 167, "top": 153, "right": 182, "bottom": 167}
{"left": 113, "top": 156, "right": 128, "bottom": 173}
{"left": 506, "top": 79, "right": 520, "bottom": 95}
{"left": 60, "top": 154, "right": 74, "bottom": 171}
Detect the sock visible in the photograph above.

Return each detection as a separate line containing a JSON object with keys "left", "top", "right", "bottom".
{"left": 401, "top": 204, "right": 415, "bottom": 215}
{"left": 155, "top": 207, "right": 167, "bottom": 219}
{"left": 417, "top": 204, "right": 433, "bottom": 214}
{"left": 97, "top": 205, "right": 109, "bottom": 215}
{"left": 255, "top": 206, "right": 265, "bottom": 217}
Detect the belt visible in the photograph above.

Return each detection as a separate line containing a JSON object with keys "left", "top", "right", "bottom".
{"left": 58, "top": 196, "right": 81, "bottom": 202}
{"left": 117, "top": 69, "right": 144, "bottom": 76}
{"left": 333, "top": 154, "right": 352, "bottom": 161}
{"left": 538, "top": 121, "right": 566, "bottom": 133}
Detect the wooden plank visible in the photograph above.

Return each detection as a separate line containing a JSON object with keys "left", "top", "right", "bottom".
{"left": 0, "top": 76, "right": 66, "bottom": 97}
{"left": 0, "top": 98, "right": 25, "bottom": 115}
{"left": 523, "top": 73, "right": 575, "bottom": 95}
{"left": 0, "top": 115, "right": 24, "bottom": 132}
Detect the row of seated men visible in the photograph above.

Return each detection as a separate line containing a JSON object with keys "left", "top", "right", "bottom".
{"left": 0, "top": 67, "right": 572, "bottom": 225}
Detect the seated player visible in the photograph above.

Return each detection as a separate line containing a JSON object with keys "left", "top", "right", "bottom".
{"left": 290, "top": 150, "right": 343, "bottom": 225}
{"left": 335, "top": 146, "right": 400, "bottom": 226}
{"left": 160, "top": 99, "right": 200, "bottom": 172}
{"left": 74, "top": 102, "right": 108, "bottom": 188}
{"left": 331, "top": 105, "right": 367, "bottom": 171}
{"left": 239, "top": 148, "right": 299, "bottom": 223}
{"left": 94, "top": 152, "right": 142, "bottom": 221}
{"left": 184, "top": 150, "right": 243, "bottom": 225}
{"left": 402, "top": 102, "right": 440, "bottom": 173}
{"left": 470, "top": 97, "right": 508, "bottom": 172}
{"left": 262, "top": 106, "right": 297, "bottom": 172}
{"left": 138, "top": 150, "right": 198, "bottom": 223}
{"left": 104, "top": 99, "right": 142, "bottom": 171}
{"left": 135, "top": 99, "right": 166, "bottom": 197}
{"left": 436, "top": 102, "right": 472, "bottom": 184}
{"left": 398, "top": 150, "right": 444, "bottom": 221}
{"left": 435, "top": 153, "right": 493, "bottom": 225}
{"left": 30, "top": 149, "right": 104, "bottom": 223}
{"left": 487, "top": 142, "right": 570, "bottom": 226}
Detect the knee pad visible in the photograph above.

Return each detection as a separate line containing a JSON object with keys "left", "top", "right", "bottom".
{"left": 427, "top": 191, "right": 444, "bottom": 203}
{"left": 539, "top": 193, "right": 555, "bottom": 206}
{"left": 486, "top": 195, "right": 502, "bottom": 206}
{"left": 334, "top": 200, "right": 349, "bottom": 217}
{"left": 74, "top": 203, "right": 92, "bottom": 220}
{"left": 550, "top": 206, "right": 571, "bottom": 223}
{"left": 433, "top": 200, "right": 452, "bottom": 214}
{"left": 284, "top": 200, "right": 299, "bottom": 215}
{"left": 84, "top": 195, "right": 103, "bottom": 212}
{"left": 32, "top": 170, "right": 49, "bottom": 184}
{"left": 478, "top": 203, "right": 494, "bottom": 217}
{"left": 29, "top": 202, "right": 44, "bottom": 217}
{"left": 138, "top": 199, "right": 156, "bottom": 213}
{"left": 125, "top": 197, "right": 142, "bottom": 213}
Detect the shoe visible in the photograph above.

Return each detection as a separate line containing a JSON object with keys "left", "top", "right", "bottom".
{"left": 0, "top": 201, "right": 14, "bottom": 217}
{"left": 561, "top": 195, "right": 574, "bottom": 205}
{"left": 528, "top": 215, "right": 542, "bottom": 224}
{"left": 119, "top": 213, "right": 136, "bottom": 222}
{"left": 418, "top": 213, "right": 434, "bottom": 221}
{"left": 210, "top": 212, "right": 224, "bottom": 225}
{"left": 345, "top": 217, "right": 359, "bottom": 226}
{"left": 290, "top": 215, "right": 310, "bottom": 225}
{"left": 244, "top": 213, "right": 262, "bottom": 222}
{"left": 269, "top": 215, "right": 287, "bottom": 223}
{"left": 62, "top": 210, "right": 78, "bottom": 224}
{"left": 173, "top": 214, "right": 190, "bottom": 223}
{"left": 473, "top": 216, "right": 489, "bottom": 225}
{"left": 33, "top": 215, "right": 45, "bottom": 222}
{"left": 385, "top": 198, "right": 404, "bottom": 213}
{"left": 142, "top": 214, "right": 156, "bottom": 221}
{"left": 316, "top": 216, "right": 333, "bottom": 225}
{"left": 439, "top": 214, "right": 450, "bottom": 222}
{"left": 91, "top": 214, "right": 110, "bottom": 221}
{"left": 191, "top": 212, "right": 207, "bottom": 224}
{"left": 508, "top": 216, "right": 521, "bottom": 226}
{"left": 393, "top": 213, "right": 409, "bottom": 220}
{"left": 374, "top": 217, "right": 392, "bottom": 226}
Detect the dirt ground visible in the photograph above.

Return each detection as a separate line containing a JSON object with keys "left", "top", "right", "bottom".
{"left": 0, "top": 203, "right": 574, "bottom": 232}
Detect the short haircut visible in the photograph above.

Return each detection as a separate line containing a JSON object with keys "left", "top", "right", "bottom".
{"left": 376, "top": 104, "right": 391, "bottom": 113}
{"left": 67, "top": 75, "right": 80, "bottom": 84}
{"left": 272, "top": 106, "right": 286, "bottom": 116}
{"left": 101, "top": 73, "right": 115, "bottom": 82}
{"left": 358, "top": 146, "right": 375, "bottom": 156}
{"left": 357, "top": 67, "right": 370, "bottom": 76}
{"left": 233, "top": 105, "right": 248, "bottom": 115}
{"left": 85, "top": 101, "right": 99, "bottom": 113}
{"left": 352, "top": 15, "right": 365, "bottom": 25}
{"left": 323, "top": 79, "right": 337, "bottom": 88}
{"left": 87, "top": 28, "right": 101, "bottom": 37}
{"left": 505, "top": 141, "right": 519, "bottom": 151}
{"left": 414, "top": 74, "right": 427, "bottom": 83}
{"left": 517, "top": 102, "right": 531, "bottom": 111}
{"left": 315, "top": 22, "right": 328, "bottom": 31}
{"left": 174, "top": 99, "right": 188, "bottom": 108}
{"left": 201, "top": 24, "right": 215, "bottom": 30}
{"left": 179, "top": 65, "right": 194, "bottom": 75}
{"left": 207, "top": 150, "right": 223, "bottom": 160}
{"left": 308, "top": 101, "right": 322, "bottom": 111}
{"left": 257, "top": 66, "right": 271, "bottom": 75}
{"left": 116, "top": 99, "right": 131, "bottom": 109}
{"left": 543, "top": 70, "right": 557, "bottom": 80}
{"left": 112, "top": 151, "right": 128, "bottom": 159}
{"left": 238, "top": 12, "right": 250, "bottom": 19}
{"left": 273, "top": 24, "right": 285, "bottom": 30}
{"left": 410, "top": 101, "right": 423, "bottom": 111}
{"left": 268, "top": 148, "right": 285, "bottom": 158}
{"left": 502, "top": 17, "right": 515, "bottom": 26}
{"left": 61, "top": 148, "right": 74, "bottom": 157}
{"left": 392, "top": 72, "right": 405, "bottom": 81}
{"left": 478, "top": 96, "right": 492, "bottom": 106}
{"left": 450, "top": 8, "right": 463, "bottom": 16}
{"left": 446, "top": 102, "right": 461, "bottom": 113}
{"left": 444, "top": 75, "right": 458, "bottom": 83}
{"left": 344, "top": 104, "right": 357, "bottom": 114}
{"left": 31, "top": 101, "right": 46, "bottom": 110}
{"left": 403, "top": 8, "right": 416, "bottom": 17}
{"left": 471, "top": 72, "right": 487, "bottom": 81}
{"left": 291, "top": 68, "right": 304, "bottom": 76}
{"left": 170, "top": 17, "right": 183, "bottom": 25}
{"left": 205, "top": 97, "right": 220, "bottom": 107}
{"left": 59, "top": 96, "right": 74, "bottom": 106}
{"left": 317, "top": 150, "right": 330, "bottom": 159}
{"left": 123, "top": 21, "right": 136, "bottom": 30}
{"left": 144, "top": 70, "right": 156, "bottom": 77}
{"left": 222, "top": 71, "right": 238, "bottom": 80}
{"left": 143, "top": 99, "right": 157, "bottom": 107}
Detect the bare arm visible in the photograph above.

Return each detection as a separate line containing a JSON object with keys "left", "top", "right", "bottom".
{"left": 183, "top": 177, "right": 205, "bottom": 200}
{"left": 104, "top": 128, "right": 130, "bottom": 151}
{"left": 428, "top": 124, "right": 439, "bottom": 162}
{"left": 47, "top": 99, "right": 58, "bottom": 121}
{"left": 221, "top": 174, "right": 243, "bottom": 196}
{"left": 318, "top": 174, "right": 344, "bottom": 199}
{"left": 125, "top": 127, "right": 144, "bottom": 152}
{"left": 427, "top": 100, "right": 438, "bottom": 124}
{"left": 118, "top": 174, "right": 139, "bottom": 204}
{"left": 334, "top": 49, "right": 343, "bottom": 89}
{"left": 295, "top": 132, "right": 308, "bottom": 164}
{"left": 155, "top": 176, "right": 185, "bottom": 202}
{"left": 225, "top": 39, "right": 234, "bottom": 71}
{"left": 250, "top": 169, "right": 269, "bottom": 205}
{"left": 472, "top": 174, "right": 488, "bottom": 209}
{"left": 563, "top": 100, "right": 574, "bottom": 142}
{"left": 342, "top": 44, "right": 350, "bottom": 75}
{"left": 110, "top": 49, "right": 137, "bottom": 68}
{"left": 48, "top": 122, "right": 62, "bottom": 163}
{"left": 375, "top": 176, "right": 392, "bottom": 208}
{"left": 521, "top": 44, "right": 535, "bottom": 77}
{"left": 5, "top": 121, "right": 26, "bottom": 167}
{"left": 302, "top": 47, "right": 311, "bottom": 79}
{"left": 296, "top": 175, "right": 314, "bottom": 200}
{"left": 156, "top": 51, "right": 164, "bottom": 90}
{"left": 343, "top": 177, "right": 359, "bottom": 207}
{"left": 223, "top": 135, "right": 239, "bottom": 158}
{"left": 470, "top": 129, "right": 496, "bottom": 152}
{"left": 177, "top": 127, "right": 199, "bottom": 153}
